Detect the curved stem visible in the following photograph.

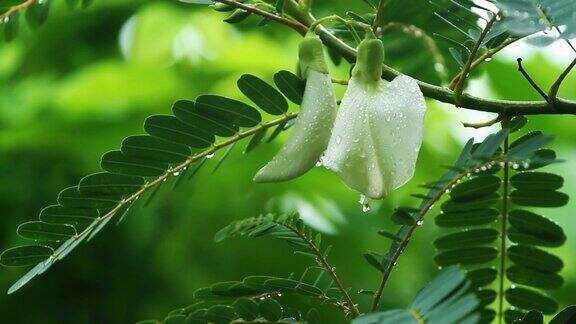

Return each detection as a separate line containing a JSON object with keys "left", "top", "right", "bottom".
{"left": 283, "top": 222, "right": 360, "bottom": 318}
{"left": 498, "top": 130, "right": 511, "bottom": 324}
{"left": 373, "top": 0, "right": 387, "bottom": 34}
{"left": 452, "top": 13, "right": 498, "bottom": 104}
{"left": 449, "top": 37, "right": 520, "bottom": 88}
{"left": 0, "top": 0, "right": 36, "bottom": 22}
{"left": 370, "top": 158, "right": 508, "bottom": 311}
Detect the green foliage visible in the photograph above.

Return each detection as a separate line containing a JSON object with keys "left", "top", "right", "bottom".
{"left": 353, "top": 266, "right": 479, "bottom": 324}
{"left": 494, "top": 0, "right": 576, "bottom": 41}
{"left": 0, "top": 70, "right": 304, "bottom": 295}
{"left": 143, "top": 267, "right": 338, "bottom": 323}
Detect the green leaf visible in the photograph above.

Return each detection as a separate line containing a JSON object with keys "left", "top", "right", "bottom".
{"left": 517, "top": 310, "right": 544, "bottom": 324}
{"left": 0, "top": 245, "right": 54, "bottom": 267}
{"left": 508, "top": 132, "right": 554, "bottom": 160}
{"left": 172, "top": 100, "right": 238, "bottom": 137}
{"left": 145, "top": 115, "right": 214, "bottom": 148}
{"left": 477, "top": 289, "right": 497, "bottom": 307}
{"left": 122, "top": 135, "right": 191, "bottom": 163}
{"left": 391, "top": 208, "right": 415, "bottom": 225}
{"left": 510, "top": 172, "right": 563, "bottom": 191}
{"left": 434, "top": 247, "right": 498, "bottom": 266}
{"left": 435, "top": 208, "right": 498, "bottom": 227}
{"left": 164, "top": 315, "right": 185, "bottom": 324}
{"left": 449, "top": 175, "right": 501, "bottom": 201}
{"left": 378, "top": 230, "right": 403, "bottom": 242}
{"left": 101, "top": 150, "right": 167, "bottom": 177}
{"left": 434, "top": 228, "right": 499, "bottom": 250}
{"left": 363, "top": 252, "right": 384, "bottom": 272}
{"left": 238, "top": 74, "right": 288, "bottom": 115}
{"left": 508, "top": 245, "right": 563, "bottom": 273}
{"left": 78, "top": 172, "right": 144, "bottom": 196}
{"left": 275, "top": 0, "right": 285, "bottom": 15}
{"left": 205, "top": 305, "right": 237, "bottom": 324}
{"left": 506, "top": 265, "right": 563, "bottom": 290}
{"left": 550, "top": 305, "right": 576, "bottom": 324}
{"left": 25, "top": 0, "right": 50, "bottom": 29}
{"left": 196, "top": 95, "right": 261, "bottom": 127}
{"left": 224, "top": 9, "right": 250, "bottom": 24}
{"left": 467, "top": 268, "right": 497, "bottom": 288}
{"left": 58, "top": 186, "right": 120, "bottom": 209}
{"left": 259, "top": 298, "right": 283, "bottom": 321}
{"left": 233, "top": 298, "right": 258, "bottom": 321}
{"left": 39, "top": 205, "right": 97, "bottom": 230}
{"left": 505, "top": 287, "right": 558, "bottom": 314}
{"left": 273, "top": 70, "right": 305, "bottom": 105}
{"left": 244, "top": 129, "right": 267, "bottom": 153}
{"left": 510, "top": 190, "right": 569, "bottom": 207}
{"left": 509, "top": 116, "right": 528, "bottom": 133}
{"left": 17, "top": 221, "right": 76, "bottom": 242}
{"left": 508, "top": 210, "right": 566, "bottom": 247}
{"left": 441, "top": 193, "right": 499, "bottom": 212}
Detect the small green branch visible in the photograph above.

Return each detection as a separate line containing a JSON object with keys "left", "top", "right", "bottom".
{"left": 373, "top": 0, "right": 388, "bottom": 34}
{"left": 462, "top": 115, "right": 502, "bottom": 129}
{"left": 45, "top": 113, "right": 298, "bottom": 263}
{"left": 370, "top": 157, "right": 513, "bottom": 311}
{"left": 283, "top": 222, "right": 360, "bottom": 318}
{"left": 450, "top": 37, "right": 520, "bottom": 88}
{"left": 497, "top": 126, "right": 511, "bottom": 324}
{"left": 517, "top": 58, "right": 549, "bottom": 102}
{"left": 452, "top": 13, "right": 499, "bottom": 105}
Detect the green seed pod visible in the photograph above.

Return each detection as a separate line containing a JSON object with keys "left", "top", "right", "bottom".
{"left": 254, "top": 33, "right": 337, "bottom": 183}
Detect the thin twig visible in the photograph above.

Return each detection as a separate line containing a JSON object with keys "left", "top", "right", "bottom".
{"left": 548, "top": 56, "right": 576, "bottom": 103}
{"left": 516, "top": 58, "right": 549, "bottom": 102}
{"left": 0, "top": 0, "right": 36, "bottom": 22}
{"left": 213, "top": 0, "right": 307, "bottom": 35}
{"left": 449, "top": 37, "right": 520, "bottom": 88}
{"left": 373, "top": 0, "right": 387, "bottom": 34}
{"left": 462, "top": 115, "right": 502, "bottom": 128}
{"left": 383, "top": 22, "right": 448, "bottom": 83}
{"left": 283, "top": 222, "right": 360, "bottom": 318}
{"left": 452, "top": 12, "right": 499, "bottom": 105}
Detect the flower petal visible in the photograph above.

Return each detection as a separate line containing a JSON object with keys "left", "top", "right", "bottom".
{"left": 322, "top": 75, "right": 426, "bottom": 199}
{"left": 254, "top": 69, "right": 337, "bottom": 182}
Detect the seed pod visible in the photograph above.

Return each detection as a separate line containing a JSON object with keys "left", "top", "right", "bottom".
{"left": 254, "top": 33, "right": 337, "bottom": 183}
{"left": 321, "top": 32, "right": 427, "bottom": 199}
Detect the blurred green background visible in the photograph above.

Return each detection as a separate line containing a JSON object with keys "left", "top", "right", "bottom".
{"left": 0, "top": 0, "right": 575, "bottom": 323}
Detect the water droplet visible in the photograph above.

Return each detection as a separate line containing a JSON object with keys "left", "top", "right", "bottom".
{"left": 206, "top": 153, "right": 215, "bottom": 159}
{"left": 484, "top": 57, "right": 493, "bottom": 62}
{"left": 172, "top": 171, "right": 180, "bottom": 176}
{"left": 417, "top": 220, "right": 424, "bottom": 226}
{"left": 336, "top": 136, "right": 341, "bottom": 144}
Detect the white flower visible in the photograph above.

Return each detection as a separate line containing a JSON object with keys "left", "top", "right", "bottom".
{"left": 321, "top": 35, "right": 426, "bottom": 199}
{"left": 254, "top": 33, "right": 337, "bottom": 182}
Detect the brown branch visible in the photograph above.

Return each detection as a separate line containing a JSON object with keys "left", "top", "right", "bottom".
{"left": 0, "top": 0, "right": 36, "bottom": 22}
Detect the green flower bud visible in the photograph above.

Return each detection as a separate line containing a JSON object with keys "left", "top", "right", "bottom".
{"left": 254, "top": 33, "right": 337, "bottom": 183}
{"left": 352, "top": 31, "right": 385, "bottom": 88}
